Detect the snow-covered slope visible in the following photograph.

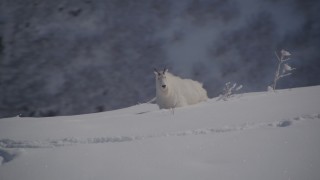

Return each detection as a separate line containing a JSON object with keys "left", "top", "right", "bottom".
{"left": 0, "top": 86, "right": 320, "bottom": 180}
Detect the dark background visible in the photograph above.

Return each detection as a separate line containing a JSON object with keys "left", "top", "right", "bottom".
{"left": 1, "top": 0, "right": 319, "bottom": 118}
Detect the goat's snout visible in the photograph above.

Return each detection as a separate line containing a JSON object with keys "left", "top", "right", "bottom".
{"left": 162, "top": 85, "right": 166, "bottom": 88}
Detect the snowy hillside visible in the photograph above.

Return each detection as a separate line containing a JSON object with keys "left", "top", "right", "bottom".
{"left": 0, "top": 85, "right": 320, "bottom": 180}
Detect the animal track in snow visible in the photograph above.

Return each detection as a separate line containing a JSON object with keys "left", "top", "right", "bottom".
{"left": 0, "top": 114, "right": 319, "bottom": 150}
{"left": 268, "top": 114, "right": 320, "bottom": 128}
{"left": 0, "top": 148, "right": 21, "bottom": 165}
{"left": 274, "top": 120, "right": 292, "bottom": 127}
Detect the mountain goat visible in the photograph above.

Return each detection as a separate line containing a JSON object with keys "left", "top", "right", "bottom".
{"left": 154, "top": 68, "right": 208, "bottom": 109}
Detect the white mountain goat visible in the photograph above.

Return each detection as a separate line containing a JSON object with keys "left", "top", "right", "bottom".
{"left": 154, "top": 68, "right": 208, "bottom": 109}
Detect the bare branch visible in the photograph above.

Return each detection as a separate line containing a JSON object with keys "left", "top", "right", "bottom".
{"left": 279, "top": 73, "right": 292, "bottom": 79}
{"left": 274, "top": 51, "right": 281, "bottom": 62}
{"left": 281, "top": 58, "right": 291, "bottom": 62}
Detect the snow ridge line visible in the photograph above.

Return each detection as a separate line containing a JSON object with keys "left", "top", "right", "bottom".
{"left": 0, "top": 114, "right": 319, "bottom": 149}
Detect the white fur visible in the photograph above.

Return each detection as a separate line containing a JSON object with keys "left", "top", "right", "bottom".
{"left": 155, "top": 71, "right": 208, "bottom": 109}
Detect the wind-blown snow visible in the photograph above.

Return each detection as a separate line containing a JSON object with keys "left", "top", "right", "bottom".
{"left": 0, "top": 85, "right": 320, "bottom": 180}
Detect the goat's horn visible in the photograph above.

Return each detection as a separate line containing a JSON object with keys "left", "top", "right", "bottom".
{"left": 163, "top": 66, "right": 167, "bottom": 73}
{"left": 154, "top": 68, "right": 161, "bottom": 75}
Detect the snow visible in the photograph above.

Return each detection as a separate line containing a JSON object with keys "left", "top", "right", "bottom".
{"left": 0, "top": 85, "right": 320, "bottom": 180}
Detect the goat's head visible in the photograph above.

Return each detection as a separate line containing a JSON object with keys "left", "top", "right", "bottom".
{"left": 154, "top": 67, "right": 169, "bottom": 91}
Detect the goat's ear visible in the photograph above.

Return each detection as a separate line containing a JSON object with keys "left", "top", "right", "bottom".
{"left": 163, "top": 68, "right": 168, "bottom": 74}
{"left": 154, "top": 68, "right": 159, "bottom": 76}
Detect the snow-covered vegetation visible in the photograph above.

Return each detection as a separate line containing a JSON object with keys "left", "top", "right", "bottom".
{"left": 271, "top": 49, "right": 295, "bottom": 90}
{"left": 0, "top": 85, "right": 319, "bottom": 180}
{"left": 217, "top": 82, "right": 243, "bottom": 101}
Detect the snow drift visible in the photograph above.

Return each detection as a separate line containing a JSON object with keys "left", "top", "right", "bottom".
{"left": 0, "top": 85, "right": 320, "bottom": 180}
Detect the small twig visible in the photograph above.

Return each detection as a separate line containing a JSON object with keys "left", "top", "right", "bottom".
{"left": 274, "top": 51, "right": 281, "bottom": 61}
{"left": 279, "top": 73, "right": 292, "bottom": 79}
{"left": 171, "top": 108, "right": 175, "bottom": 115}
